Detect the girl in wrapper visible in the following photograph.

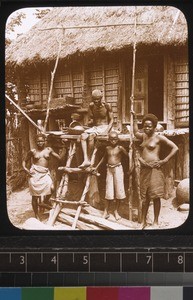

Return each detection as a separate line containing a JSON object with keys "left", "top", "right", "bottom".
{"left": 132, "top": 112, "right": 178, "bottom": 229}
{"left": 22, "top": 133, "right": 62, "bottom": 219}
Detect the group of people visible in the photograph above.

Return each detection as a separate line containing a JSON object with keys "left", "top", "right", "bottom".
{"left": 23, "top": 89, "right": 178, "bottom": 228}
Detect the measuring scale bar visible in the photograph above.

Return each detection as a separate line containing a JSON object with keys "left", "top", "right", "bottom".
{"left": 0, "top": 251, "right": 193, "bottom": 273}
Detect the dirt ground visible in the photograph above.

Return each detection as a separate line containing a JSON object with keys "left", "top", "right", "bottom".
{"left": 7, "top": 187, "right": 189, "bottom": 231}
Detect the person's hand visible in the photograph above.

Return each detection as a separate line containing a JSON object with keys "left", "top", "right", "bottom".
{"left": 130, "top": 109, "right": 137, "bottom": 121}
{"left": 25, "top": 169, "right": 33, "bottom": 177}
{"left": 139, "top": 157, "right": 152, "bottom": 168}
{"left": 150, "top": 160, "right": 165, "bottom": 168}
{"left": 89, "top": 167, "right": 100, "bottom": 176}
{"left": 130, "top": 109, "right": 135, "bottom": 115}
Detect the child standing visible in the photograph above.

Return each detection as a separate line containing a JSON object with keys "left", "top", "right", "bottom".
{"left": 103, "top": 131, "right": 128, "bottom": 220}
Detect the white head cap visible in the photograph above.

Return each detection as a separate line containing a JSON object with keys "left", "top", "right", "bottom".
{"left": 92, "top": 89, "right": 103, "bottom": 98}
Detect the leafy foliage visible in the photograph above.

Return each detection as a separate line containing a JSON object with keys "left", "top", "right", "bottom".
{"left": 6, "top": 12, "right": 26, "bottom": 46}
{"left": 34, "top": 9, "right": 51, "bottom": 19}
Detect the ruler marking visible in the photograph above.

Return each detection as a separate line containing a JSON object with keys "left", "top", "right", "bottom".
{"left": 104, "top": 252, "right": 106, "bottom": 263}
{"left": 25, "top": 253, "right": 27, "bottom": 273}
{"left": 1, "top": 250, "right": 193, "bottom": 274}
{"left": 152, "top": 252, "right": 154, "bottom": 272}
{"left": 57, "top": 252, "right": 59, "bottom": 272}
{"left": 88, "top": 252, "right": 90, "bottom": 272}
{"left": 120, "top": 252, "right": 122, "bottom": 272}
{"left": 46, "top": 272, "right": 48, "bottom": 286}
{"left": 41, "top": 252, "right": 43, "bottom": 263}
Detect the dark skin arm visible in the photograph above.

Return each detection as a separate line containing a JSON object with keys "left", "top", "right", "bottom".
{"left": 103, "top": 103, "right": 114, "bottom": 134}
{"left": 130, "top": 110, "right": 143, "bottom": 140}
{"left": 150, "top": 135, "right": 178, "bottom": 168}
{"left": 87, "top": 104, "right": 94, "bottom": 126}
{"left": 119, "top": 145, "right": 130, "bottom": 159}
{"left": 49, "top": 147, "right": 66, "bottom": 162}
{"left": 22, "top": 150, "right": 34, "bottom": 176}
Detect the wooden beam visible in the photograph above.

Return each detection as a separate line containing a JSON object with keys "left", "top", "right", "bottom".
{"left": 39, "top": 22, "right": 152, "bottom": 31}
{"left": 6, "top": 95, "right": 43, "bottom": 133}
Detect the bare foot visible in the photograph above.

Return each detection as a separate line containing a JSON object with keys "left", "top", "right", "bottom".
{"left": 79, "top": 161, "right": 91, "bottom": 169}
{"left": 141, "top": 222, "right": 147, "bottom": 229}
{"left": 152, "top": 221, "right": 159, "bottom": 228}
{"left": 114, "top": 211, "right": 121, "bottom": 221}
{"left": 103, "top": 210, "right": 110, "bottom": 219}
{"left": 35, "top": 214, "right": 40, "bottom": 221}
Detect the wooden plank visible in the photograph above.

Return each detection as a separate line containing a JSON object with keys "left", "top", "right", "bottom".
{"left": 58, "top": 213, "right": 101, "bottom": 230}
{"left": 71, "top": 147, "right": 98, "bottom": 229}
{"left": 47, "top": 142, "right": 76, "bottom": 226}
{"left": 61, "top": 207, "right": 140, "bottom": 229}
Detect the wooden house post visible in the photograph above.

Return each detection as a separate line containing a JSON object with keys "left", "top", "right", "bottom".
{"left": 165, "top": 53, "right": 176, "bottom": 130}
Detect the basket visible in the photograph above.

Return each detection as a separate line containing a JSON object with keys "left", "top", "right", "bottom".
{"left": 67, "top": 121, "right": 85, "bottom": 135}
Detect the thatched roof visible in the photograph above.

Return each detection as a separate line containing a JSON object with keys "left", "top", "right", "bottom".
{"left": 6, "top": 6, "right": 187, "bottom": 67}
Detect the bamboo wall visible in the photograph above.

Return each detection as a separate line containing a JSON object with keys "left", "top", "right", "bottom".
{"left": 22, "top": 50, "right": 189, "bottom": 130}
{"left": 15, "top": 49, "right": 189, "bottom": 190}
{"left": 174, "top": 54, "right": 189, "bottom": 127}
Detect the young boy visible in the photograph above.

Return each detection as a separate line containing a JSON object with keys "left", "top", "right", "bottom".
{"left": 103, "top": 131, "right": 128, "bottom": 220}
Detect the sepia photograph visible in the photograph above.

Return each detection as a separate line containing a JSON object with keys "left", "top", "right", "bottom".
{"left": 5, "top": 6, "right": 189, "bottom": 230}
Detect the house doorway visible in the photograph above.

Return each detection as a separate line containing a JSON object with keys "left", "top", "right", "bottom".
{"left": 148, "top": 55, "right": 164, "bottom": 121}
{"left": 122, "top": 55, "right": 164, "bottom": 124}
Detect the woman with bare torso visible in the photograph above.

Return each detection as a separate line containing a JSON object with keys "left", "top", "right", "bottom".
{"left": 132, "top": 113, "right": 178, "bottom": 229}
{"left": 22, "top": 134, "right": 61, "bottom": 219}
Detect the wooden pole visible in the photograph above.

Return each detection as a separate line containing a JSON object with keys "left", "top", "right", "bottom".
{"left": 43, "top": 31, "right": 63, "bottom": 132}
{"left": 133, "top": 147, "right": 142, "bottom": 222}
{"left": 71, "top": 147, "right": 97, "bottom": 229}
{"left": 128, "top": 7, "right": 137, "bottom": 220}
{"left": 47, "top": 141, "right": 76, "bottom": 226}
{"left": 39, "top": 22, "right": 152, "bottom": 31}
{"left": 5, "top": 95, "right": 43, "bottom": 133}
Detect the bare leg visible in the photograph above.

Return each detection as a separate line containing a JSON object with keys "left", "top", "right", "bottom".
{"left": 141, "top": 198, "right": 150, "bottom": 229}
{"left": 43, "top": 194, "right": 52, "bottom": 207}
{"left": 32, "top": 196, "right": 39, "bottom": 220}
{"left": 114, "top": 199, "right": 121, "bottom": 220}
{"left": 87, "top": 133, "right": 96, "bottom": 160}
{"left": 79, "top": 132, "right": 91, "bottom": 168}
{"left": 103, "top": 199, "right": 110, "bottom": 219}
{"left": 153, "top": 198, "right": 161, "bottom": 226}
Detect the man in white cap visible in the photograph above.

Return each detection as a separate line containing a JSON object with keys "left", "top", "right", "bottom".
{"left": 79, "top": 89, "right": 114, "bottom": 168}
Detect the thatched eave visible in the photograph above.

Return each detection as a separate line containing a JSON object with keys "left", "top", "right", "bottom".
{"left": 6, "top": 6, "right": 188, "bottom": 68}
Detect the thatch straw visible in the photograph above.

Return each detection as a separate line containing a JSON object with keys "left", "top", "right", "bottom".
{"left": 6, "top": 6, "right": 187, "bottom": 67}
